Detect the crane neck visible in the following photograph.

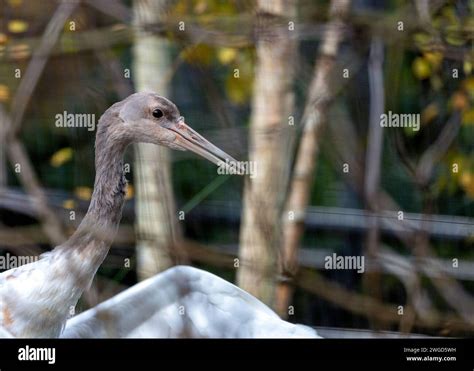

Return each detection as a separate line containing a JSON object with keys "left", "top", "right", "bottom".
{"left": 58, "top": 118, "right": 130, "bottom": 288}
{"left": 87, "top": 135, "right": 128, "bottom": 227}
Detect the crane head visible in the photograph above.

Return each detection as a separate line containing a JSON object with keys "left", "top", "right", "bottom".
{"left": 116, "top": 91, "right": 242, "bottom": 173}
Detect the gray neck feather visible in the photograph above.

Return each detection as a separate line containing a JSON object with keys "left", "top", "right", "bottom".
{"left": 59, "top": 105, "right": 131, "bottom": 286}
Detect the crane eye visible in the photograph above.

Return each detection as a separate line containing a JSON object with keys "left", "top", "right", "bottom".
{"left": 152, "top": 108, "right": 164, "bottom": 119}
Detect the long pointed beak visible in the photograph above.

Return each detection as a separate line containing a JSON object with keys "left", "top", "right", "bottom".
{"left": 169, "top": 119, "right": 244, "bottom": 175}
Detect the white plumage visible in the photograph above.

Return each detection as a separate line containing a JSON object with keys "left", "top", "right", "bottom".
{"left": 62, "top": 266, "right": 319, "bottom": 338}
{"left": 0, "top": 248, "right": 97, "bottom": 338}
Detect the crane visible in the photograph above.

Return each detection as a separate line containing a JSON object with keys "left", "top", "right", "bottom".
{"left": 0, "top": 92, "right": 319, "bottom": 338}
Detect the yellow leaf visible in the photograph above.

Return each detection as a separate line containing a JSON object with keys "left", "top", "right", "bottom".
{"left": 423, "top": 51, "right": 443, "bottom": 70}
{"left": 217, "top": 48, "right": 237, "bottom": 65}
{"left": 194, "top": 0, "right": 208, "bottom": 14}
{"left": 0, "top": 85, "right": 10, "bottom": 102}
{"left": 9, "top": 43, "right": 30, "bottom": 59}
{"left": 125, "top": 184, "right": 134, "bottom": 200}
{"left": 445, "top": 34, "right": 465, "bottom": 46}
{"left": 441, "top": 6, "right": 457, "bottom": 22}
{"left": 173, "top": 0, "right": 188, "bottom": 15}
{"left": 74, "top": 187, "right": 92, "bottom": 201}
{"left": 50, "top": 147, "right": 73, "bottom": 167}
{"left": 463, "top": 77, "right": 474, "bottom": 96}
{"left": 182, "top": 44, "right": 213, "bottom": 65}
{"left": 225, "top": 72, "right": 252, "bottom": 104}
{"left": 421, "top": 103, "right": 438, "bottom": 124}
{"left": 464, "top": 60, "right": 473, "bottom": 75}
{"left": 62, "top": 199, "right": 76, "bottom": 210}
{"left": 413, "top": 32, "right": 432, "bottom": 48}
{"left": 460, "top": 172, "right": 474, "bottom": 198}
{"left": 451, "top": 91, "right": 468, "bottom": 111}
{"left": 8, "top": 20, "right": 29, "bottom": 33}
{"left": 412, "top": 57, "right": 431, "bottom": 79}
{"left": 462, "top": 108, "right": 474, "bottom": 125}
